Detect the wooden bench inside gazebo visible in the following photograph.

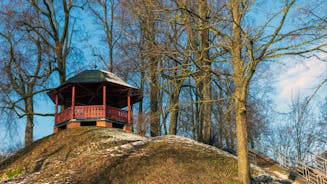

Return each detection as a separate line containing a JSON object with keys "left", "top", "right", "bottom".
{"left": 47, "top": 70, "right": 141, "bottom": 133}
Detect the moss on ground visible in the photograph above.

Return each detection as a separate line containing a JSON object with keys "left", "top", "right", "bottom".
{"left": 1, "top": 167, "right": 23, "bottom": 180}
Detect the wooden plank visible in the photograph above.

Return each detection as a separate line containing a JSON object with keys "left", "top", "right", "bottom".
{"left": 72, "top": 85, "right": 75, "bottom": 119}
{"left": 128, "top": 94, "right": 131, "bottom": 123}
{"left": 103, "top": 85, "right": 107, "bottom": 115}
{"left": 55, "top": 108, "right": 72, "bottom": 125}
{"left": 55, "top": 104, "right": 129, "bottom": 124}
{"left": 55, "top": 94, "right": 58, "bottom": 114}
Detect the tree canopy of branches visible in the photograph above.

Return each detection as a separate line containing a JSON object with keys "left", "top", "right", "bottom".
{"left": 0, "top": 1, "right": 326, "bottom": 183}
{"left": 25, "top": 0, "right": 86, "bottom": 84}
{"left": 0, "top": 2, "right": 52, "bottom": 146}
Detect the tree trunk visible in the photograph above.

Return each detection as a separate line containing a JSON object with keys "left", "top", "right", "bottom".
{"left": 231, "top": 0, "right": 251, "bottom": 182}
{"left": 200, "top": 77, "right": 211, "bottom": 144}
{"left": 56, "top": 43, "right": 66, "bottom": 84}
{"left": 217, "top": 112, "right": 224, "bottom": 148}
{"left": 229, "top": 120, "right": 236, "bottom": 150}
{"left": 235, "top": 92, "right": 250, "bottom": 184}
{"left": 199, "top": 0, "right": 211, "bottom": 144}
{"left": 169, "top": 97, "right": 179, "bottom": 135}
{"left": 196, "top": 91, "right": 202, "bottom": 141}
{"left": 109, "top": 0, "right": 114, "bottom": 72}
{"left": 168, "top": 62, "right": 182, "bottom": 135}
{"left": 190, "top": 78, "right": 197, "bottom": 140}
{"left": 24, "top": 97, "right": 34, "bottom": 146}
{"left": 147, "top": 16, "right": 160, "bottom": 137}
{"left": 137, "top": 62, "right": 146, "bottom": 136}
{"left": 103, "top": 0, "right": 114, "bottom": 73}
{"left": 137, "top": 100, "right": 145, "bottom": 136}
{"left": 109, "top": 44, "right": 113, "bottom": 72}
{"left": 149, "top": 60, "right": 159, "bottom": 136}
{"left": 296, "top": 126, "right": 302, "bottom": 161}
{"left": 234, "top": 82, "right": 250, "bottom": 184}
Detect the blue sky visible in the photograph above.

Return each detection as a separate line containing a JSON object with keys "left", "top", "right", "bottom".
{"left": 274, "top": 53, "right": 327, "bottom": 111}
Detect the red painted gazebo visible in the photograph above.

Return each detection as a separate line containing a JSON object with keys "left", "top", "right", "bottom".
{"left": 47, "top": 70, "right": 141, "bottom": 133}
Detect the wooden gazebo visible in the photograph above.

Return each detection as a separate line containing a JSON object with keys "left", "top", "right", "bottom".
{"left": 47, "top": 70, "right": 141, "bottom": 133}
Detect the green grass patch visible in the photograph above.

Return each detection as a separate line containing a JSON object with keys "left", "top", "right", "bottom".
{"left": 5, "top": 168, "right": 23, "bottom": 179}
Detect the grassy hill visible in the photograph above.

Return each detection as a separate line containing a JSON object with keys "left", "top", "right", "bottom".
{"left": 0, "top": 127, "right": 294, "bottom": 184}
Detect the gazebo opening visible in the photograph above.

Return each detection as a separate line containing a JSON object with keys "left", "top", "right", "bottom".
{"left": 81, "top": 121, "right": 96, "bottom": 126}
{"left": 112, "top": 123, "right": 124, "bottom": 129}
{"left": 47, "top": 70, "right": 141, "bottom": 133}
{"left": 58, "top": 125, "right": 67, "bottom": 131}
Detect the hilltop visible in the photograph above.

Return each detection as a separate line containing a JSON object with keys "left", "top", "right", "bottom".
{"left": 0, "top": 127, "right": 295, "bottom": 183}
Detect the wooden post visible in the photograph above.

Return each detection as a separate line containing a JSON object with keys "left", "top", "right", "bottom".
{"left": 72, "top": 85, "right": 75, "bottom": 119}
{"left": 103, "top": 84, "right": 107, "bottom": 117}
{"left": 131, "top": 105, "right": 133, "bottom": 123}
{"left": 55, "top": 94, "right": 58, "bottom": 114}
{"left": 127, "top": 93, "right": 131, "bottom": 124}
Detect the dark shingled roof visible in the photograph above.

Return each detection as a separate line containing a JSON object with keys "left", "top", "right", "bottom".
{"left": 63, "top": 70, "right": 137, "bottom": 88}
{"left": 47, "top": 70, "right": 141, "bottom": 107}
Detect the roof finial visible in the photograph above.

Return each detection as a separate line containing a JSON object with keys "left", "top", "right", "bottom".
{"left": 93, "top": 62, "right": 97, "bottom": 69}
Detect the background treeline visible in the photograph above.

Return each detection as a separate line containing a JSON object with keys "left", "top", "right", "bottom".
{"left": 0, "top": 1, "right": 326, "bottom": 183}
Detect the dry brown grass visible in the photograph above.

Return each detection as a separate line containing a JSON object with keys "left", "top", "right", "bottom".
{"left": 0, "top": 127, "right": 251, "bottom": 184}
{"left": 102, "top": 140, "right": 238, "bottom": 184}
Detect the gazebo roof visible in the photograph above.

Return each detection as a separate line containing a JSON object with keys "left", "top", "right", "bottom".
{"left": 47, "top": 70, "right": 141, "bottom": 108}
{"left": 63, "top": 70, "right": 137, "bottom": 89}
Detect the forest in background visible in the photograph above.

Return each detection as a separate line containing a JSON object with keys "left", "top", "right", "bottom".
{"left": 0, "top": 1, "right": 326, "bottom": 183}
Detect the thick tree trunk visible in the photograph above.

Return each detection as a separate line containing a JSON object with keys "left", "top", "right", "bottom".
{"left": 235, "top": 91, "right": 250, "bottom": 184}
{"left": 24, "top": 97, "right": 34, "bottom": 146}
{"left": 141, "top": 8, "right": 160, "bottom": 137}
{"left": 149, "top": 60, "right": 159, "bottom": 136}
{"left": 199, "top": 0, "right": 211, "bottom": 144}
{"left": 56, "top": 43, "right": 66, "bottom": 84}
{"left": 168, "top": 67, "right": 182, "bottom": 135}
{"left": 231, "top": 0, "right": 251, "bottom": 182}
{"left": 200, "top": 76, "right": 211, "bottom": 144}
{"left": 234, "top": 79, "right": 250, "bottom": 183}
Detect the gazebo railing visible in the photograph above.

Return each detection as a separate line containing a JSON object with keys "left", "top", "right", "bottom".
{"left": 75, "top": 105, "right": 105, "bottom": 119}
{"left": 55, "top": 105, "right": 128, "bottom": 125}
{"left": 55, "top": 108, "right": 72, "bottom": 124}
{"left": 106, "top": 106, "right": 128, "bottom": 123}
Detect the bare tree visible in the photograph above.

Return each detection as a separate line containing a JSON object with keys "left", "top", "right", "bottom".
{"left": 207, "top": 1, "right": 327, "bottom": 182}
{"left": 0, "top": 3, "right": 52, "bottom": 146}
{"left": 265, "top": 95, "right": 322, "bottom": 161}
{"left": 88, "top": 0, "right": 121, "bottom": 72}
{"left": 121, "top": 0, "right": 162, "bottom": 136}
{"left": 23, "top": 0, "right": 86, "bottom": 84}
{"left": 170, "top": 0, "right": 214, "bottom": 143}
{"left": 288, "top": 95, "right": 321, "bottom": 161}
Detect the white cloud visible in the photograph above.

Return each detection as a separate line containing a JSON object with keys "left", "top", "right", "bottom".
{"left": 275, "top": 54, "right": 327, "bottom": 106}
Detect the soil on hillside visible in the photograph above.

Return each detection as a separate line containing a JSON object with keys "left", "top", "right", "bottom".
{"left": 0, "top": 127, "right": 293, "bottom": 184}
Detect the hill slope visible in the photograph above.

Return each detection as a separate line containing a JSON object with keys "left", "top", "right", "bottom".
{"left": 0, "top": 127, "right": 292, "bottom": 183}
